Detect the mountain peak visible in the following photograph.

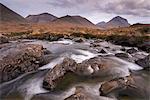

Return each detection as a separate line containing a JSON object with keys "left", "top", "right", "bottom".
{"left": 110, "top": 16, "right": 128, "bottom": 22}
{"left": 26, "top": 13, "right": 57, "bottom": 23}
{"left": 97, "top": 16, "right": 130, "bottom": 29}
{"left": 0, "top": 3, "right": 26, "bottom": 22}
{"left": 52, "top": 15, "right": 96, "bottom": 28}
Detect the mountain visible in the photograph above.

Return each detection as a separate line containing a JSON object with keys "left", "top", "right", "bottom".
{"left": 0, "top": 3, "right": 26, "bottom": 22}
{"left": 96, "top": 21, "right": 106, "bottom": 28}
{"left": 52, "top": 15, "right": 97, "bottom": 28}
{"left": 97, "top": 16, "right": 130, "bottom": 29}
{"left": 26, "top": 13, "right": 57, "bottom": 23}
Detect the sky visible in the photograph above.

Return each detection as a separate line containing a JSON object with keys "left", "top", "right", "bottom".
{"left": 0, "top": 0, "right": 150, "bottom": 24}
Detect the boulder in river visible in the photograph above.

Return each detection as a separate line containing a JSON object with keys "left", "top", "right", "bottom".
{"left": 43, "top": 58, "right": 77, "bottom": 90}
{"left": 43, "top": 56, "right": 132, "bottom": 90}
{"left": 99, "top": 74, "right": 149, "bottom": 99}
{"left": 135, "top": 55, "right": 150, "bottom": 70}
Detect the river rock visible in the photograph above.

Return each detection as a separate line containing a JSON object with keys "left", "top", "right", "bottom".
{"left": 99, "top": 75, "right": 149, "bottom": 99}
{"left": 115, "top": 53, "right": 129, "bottom": 58}
{"left": 114, "top": 53, "right": 134, "bottom": 62}
{"left": 100, "top": 76, "right": 135, "bottom": 96}
{"left": 65, "top": 86, "right": 115, "bottom": 100}
{"left": 126, "top": 48, "right": 138, "bottom": 54}
{"left": 0, "top": 43, "right": 45, "bottom": 83}
{"left": 135, "top": 55, "right": 150, "bottom": 70}
{"left": 43, "top": 58, "right": 77, "bottom": 90}
{"left": 43, "top": 56, "right": 131, "bottom": 90}
{"left": 0, "top": 35, "right": 9, "bottom": 44}
{"left": 98, "top": 48, "right": 107, "bottom": 54}
{"left": 73, "top": 38, "right": 84, "bottom": 43}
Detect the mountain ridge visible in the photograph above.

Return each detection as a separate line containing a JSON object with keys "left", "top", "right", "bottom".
{"left": 97, "top": 16, "right": 130, "bottom": 29}
{"left": 0, "top": 3, "right": 26, "bottom": 23}
{"left": 26, "top": 13, "right": 57, "bottom": 23}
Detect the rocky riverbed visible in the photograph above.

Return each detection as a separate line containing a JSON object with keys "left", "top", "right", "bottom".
{"left": 0, "top": 37, "right": 149, "bottom": 100}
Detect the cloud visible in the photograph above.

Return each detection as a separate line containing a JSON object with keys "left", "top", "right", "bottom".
{"left": 45, "top": 0, "right": 150, "bottom": 17}
{"left": 100, "top": 0, "right": 150, "bottom": 17}
{"left": 0, "top": 0, "right": 149, "bottom": 24}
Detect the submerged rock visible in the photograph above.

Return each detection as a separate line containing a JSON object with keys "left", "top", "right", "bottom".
{"left": 0, "top": 43, "right": 45, "bottom": 83}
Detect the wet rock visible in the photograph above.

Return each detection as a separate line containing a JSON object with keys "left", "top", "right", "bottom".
{"left": 43, "top": 48, "right": 52, "bottom": 55}
{"left": 90, "top": 43, "right": 100, "bottom": 47}
{"left": 0, "top": 35, "right": 9, "bottom": 44}
{"left": 64, "top": 86, "right": 92, "bottom": 100}
{"left": 100, "top": 76, "right": 135, "bottom": 96}
{"left": 135, "top": 55, "right": 150, "bottom": 70}
{"left": 43, "top": 57, "right": 101, "bottom": 90}
{"left": 126, "top": 48, "right": 138, "bottom": 54}
{"left": 99, "top": 75, "right": 149, "bottom": 99}
{"left": 0, "top": 43, "right": 45, "bottom": 83}
{"left": 115, "top": 53, "right": 129, "bottom": 58}
{"left": 98, "top": 48, "right": 107, "bottom": 54}
{"left": 74, "top": 38, "right": 84, "bottom": 43}
{"left": 120, "top": 47, "right": 126, "bottom": 51}
{"left": 43, "top": 56, "right": 131, "bottom": 90}
{"left": 65, "top": 86, "right": 115, "bottom": 100}
{"left": 94, "top": 39, "right": 103, "bottom": 43}
{"left": 43, "top": 58, "right": 77, "bottom": 90}
{"left": 114, "top": 53, "right": 135, "bottom": 62}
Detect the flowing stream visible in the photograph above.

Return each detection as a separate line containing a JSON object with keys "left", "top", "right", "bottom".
{"left": 0, "top": 38, "right": 149, "bottom": 100}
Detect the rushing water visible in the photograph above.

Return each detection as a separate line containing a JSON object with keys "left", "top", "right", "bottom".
{"left": 0, "top": 38, "right": 149, "bottom": 100}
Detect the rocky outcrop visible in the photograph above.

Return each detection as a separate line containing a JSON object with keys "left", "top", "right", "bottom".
{"left": 0, "top": 43, "right": 45, "bottom": 83}
{"left": 135, "top": 55, "right": 150, "bottom": 70}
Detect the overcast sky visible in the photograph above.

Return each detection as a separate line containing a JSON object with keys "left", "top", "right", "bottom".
{"left": 0, "top": 0, "right": 150, "bottom": 24}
